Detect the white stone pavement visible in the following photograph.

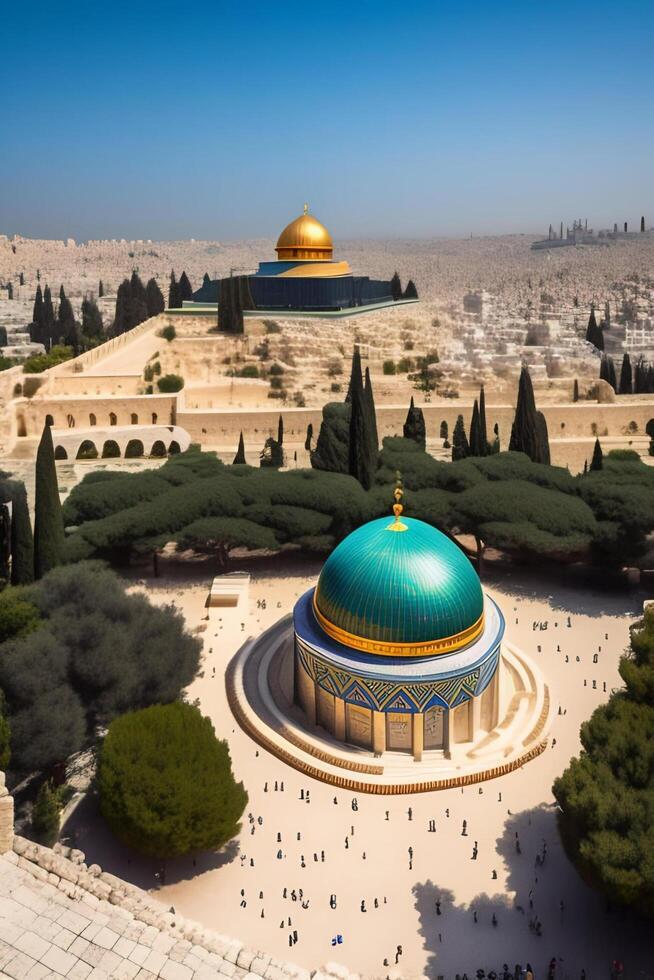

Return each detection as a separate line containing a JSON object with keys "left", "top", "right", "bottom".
{"left": 0, "top": 837, "right": 347, "bottom": 980}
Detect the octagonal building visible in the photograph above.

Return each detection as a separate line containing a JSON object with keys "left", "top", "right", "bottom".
{"left": 293, "top": 505, "right": 505, "bottom": 761}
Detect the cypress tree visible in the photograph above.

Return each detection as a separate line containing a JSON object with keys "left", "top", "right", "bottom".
{"left": 403, "top": 280, "right": 418, "bottom": 300}
{"left": 7, "top": 282, "right": 13, "bottom": 300}
{"left": 590, "top": 438, "right": 603, "bottom": 472}
{"left": 168, "top": 271, "right": 182, "bottom": 309}
{"left": 452, "top": 415, "right": 469, "bottom": 461}
{"left": 304, "top": 423, "right": 313, "bottom": 452}
{"left": 599, "top": 354, "right": 609, "bottom": 384}
{"left": 9, "top": 481, "right": 34, "bottom": 585}
{"left": 403, "top": 396, "right": 426, "bottom": 448}
{"left": 203, "top": 272, "right": 211, "bottom": 287}
{"left": 607, "top": 357, "right": 617, "bottom": 392}
{"left": 492, "top": 421, "right": 500, "bottom": 453}
{"left": 509, "top": 366, "right": 550, "bottom": 464}
{"left": 129, "top": 271, "right": 148, "bottom": 328}
{"left": 179, "top": 271, "right": 193, "bottom": 302}
{"left": 31, "top": 285, "right": 44, "bottom": 343}
{"left": 146, "top": 278, "right": 165, "bottom": 317}
{"left": 348, "top": 351, "right": 375, "bottom": 489}
{"left": 233, "top": 432, "right": 246, "bottom": 464}
{"left": 98, "top": 280, "right": 104, "bottom": 297}
{"left": 641, "top": 215, "right": 646, "bottom": 233}
{"left": 619, "top": 353, "right": 632, "bottom": 394}
{"left": 573, "top": 379, "right": 579, "bottom": 402}
{"left": 469, "top": 399, "right": 483, "bottom": 456}
{"left": 345, "top": 346, "right": 362, "bottom": 403}
{"left": 364, "top": 367, "right": 379, "bottom": 462}
{"left": 81, "top": 298, "right": 104, "bottom": 342}
{"left": 478, "top": 385, "right": 489, "bottom": 454}
{"left": 56, "top": 287, "right": 79, "bottom": 351}
{"left": 19, "top": 271, "right": 24, "bottom": 286}
{"left": 43, "top": 285, "right": 55, "bottom": 346}
{"left": 390, "top": 272, "right": 402, "bottom": 301}
{"left": 113, "top": 279, "right": 131, "bottom": 335}
{"left": 32, "top": 781, "right": 61, "bottom": 845}
{"left": 33, "top": 422, "right": 65, "bottom": 579}
{"left": 277, "top": 414, "right": 284, "bottom": 447}
{"left": 604, "top": 300, "right": 610, "bottom": 326}
{"left": 583, "top": 459, "right": 588, "bottom": 474}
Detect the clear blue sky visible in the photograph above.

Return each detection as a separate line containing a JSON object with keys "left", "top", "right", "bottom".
{"left": 2, "top": 0, "right": 652, "bottom": 241}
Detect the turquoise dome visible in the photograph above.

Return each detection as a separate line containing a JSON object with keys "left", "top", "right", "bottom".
{"left": 314, "top": 516, "right": 483, "bottom": 654}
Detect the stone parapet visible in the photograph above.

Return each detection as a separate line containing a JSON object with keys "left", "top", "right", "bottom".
{"left": 8, "top": 834, "right": 357, "bottom": 980}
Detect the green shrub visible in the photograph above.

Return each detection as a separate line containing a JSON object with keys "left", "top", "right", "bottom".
{"left": 32, "top": 781, "right": 62, "bottom": 845}
{"left": 383, "top": 360, "right": 396, "bottom": 375}
{"left": 157, "top": 374, "right": 184, "bottom": 393}
{"left": 98, "top": 703, "right": 247, "bottom": 858}
{"left": 269, "top": 363, "right": 285, "bottom": 376}
{"left": 237, "top": 364, "right": 259, "bottom": 379}
{"left": 23, "top": 346, "right": 74, "bottom": 374}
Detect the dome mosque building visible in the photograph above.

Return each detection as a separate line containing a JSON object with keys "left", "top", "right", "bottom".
{"left": 189, "top": 206, "right": 418, "bottom": 318}
{"left": 231, "top": 486, "right": 553, "bottom": 792}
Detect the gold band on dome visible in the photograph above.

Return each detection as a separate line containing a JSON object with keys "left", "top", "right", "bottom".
{"left": 312, "top": 593, "right": 485, "bottom": 658}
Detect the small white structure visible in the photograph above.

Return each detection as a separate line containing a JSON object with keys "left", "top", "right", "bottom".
{"left": 207, "top": 573, "right": 250, "bottom": 627}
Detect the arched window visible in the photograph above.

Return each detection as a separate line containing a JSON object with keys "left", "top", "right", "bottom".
{"left": 54, "top": 446, "right": 68, "bottom": 460}
{"left": 89, "top": 413, "right": 96, "bottom": 426}
{"left": 16, "top": 414, "right": 27, "bottom": 438}
{"left": 109, "top": 412, "right": 117, "bottom": 426}
{"left": 131, "top": 413, "right": 138, "bottom": 425}
{"left": 45, "top": 413, "right": 54, "bottom": 427}
{"left": 66, "top": 414, "right": 75, "bottom": 428}
{"left": 151, "top": 412, "right": 158, "bottom": 425}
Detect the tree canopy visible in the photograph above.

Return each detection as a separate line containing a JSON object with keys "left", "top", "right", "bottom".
{"left": 0, "top": 563, "right": 201, "bottom": 773}
{"left": 554, "top": 605, "right": 654, "bottom": 918}
{"left": 98, "top": 702, "right": 247, "bottom": 858}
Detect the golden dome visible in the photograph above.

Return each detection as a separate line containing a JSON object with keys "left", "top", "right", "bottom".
{"left": 276, "top": 205, "right": 333, "bottom": 261}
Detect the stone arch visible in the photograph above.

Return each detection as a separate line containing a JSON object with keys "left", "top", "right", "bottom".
{"left": 13, "top": 383, "right": 22, "bottom": 397}
{"left": 168, "top": 440, "right": 181, "bottom": 454}
{"left": 150, "top": 439, "right": 167, "bottom": 457}
{"left": 66, "top": 414, "right": 75, "bottom": 428}
{"left": 102, "top": 439, "right": 120, "bottom": 458}
{"left": 89, "top": 413, "right": 97, "bottom": 426}
{"left": 109, "top": 412, "right": 117, "bottom": 426}
{"left": 440, "top": 420, "right": 448, "bottom": 439}
{"left": 130, "top": 413, "right": 139, "bottom": 425}
{"left": 125, "top": 439, "right": 144, "bottom": 458}
{"left": 151, "top": 412, "right": 158, "bottom": 425}
{"left": 77, "top": 439, "right": 98, "bottom": 460}
{"left": 54, "top": 445, "right": 68, "bottom": 460}
{"left": 16, "top": 413, "right": 27, "bottom": 438}
{"left": 45, "top": 413, "right": 54, "bottom": 427}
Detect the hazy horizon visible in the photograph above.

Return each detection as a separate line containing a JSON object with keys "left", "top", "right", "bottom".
{"left": 2, "top": 0, "right": 652, "bottom": 241}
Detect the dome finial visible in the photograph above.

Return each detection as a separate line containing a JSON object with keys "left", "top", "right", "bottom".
{"left": 303, "top": 202, "right": 309, "bottom": 215}
{"left": 387, "top": 471, "right": 408, "bottom": 532}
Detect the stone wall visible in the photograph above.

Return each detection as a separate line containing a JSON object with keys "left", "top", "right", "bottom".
{"left": 0, "top": 770, "right": 14, "bottom": 854}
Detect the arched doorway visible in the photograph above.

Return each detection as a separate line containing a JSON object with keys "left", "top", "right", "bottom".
{"left": 440, "top": 420, "right": 448, "bottom": 439}
{"left": 54, "top": 445, "right": 68, "bottom": 460}
{"left": 168, "top": 440, "right": 181, "bottom": 454}
{"left": 76, "top": 440, "right": 98, "bottom": 460}
{"left": 125, "top": 439, "right": 144, "bottom": 458}
{"left": 102, "top": 439, "right": 120, "bottom": 458}
{"left": 150, "top": 440, "right": 166, "bottom": 457}
{"left": 16, "top": 414, "right": 27, "bottom": 437}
